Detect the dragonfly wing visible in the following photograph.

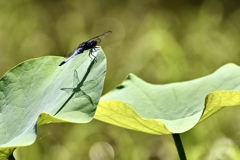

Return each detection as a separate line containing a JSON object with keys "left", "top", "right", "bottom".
{"left": 64, "top": 49, "right": 74, "bottom": 57}
{"left": 87, "top": 31, "right": 112, "bottom": 45}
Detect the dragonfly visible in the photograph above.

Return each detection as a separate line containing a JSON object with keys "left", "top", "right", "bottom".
{"left": 59, "top": 31, "right": 112, "bottom": 66}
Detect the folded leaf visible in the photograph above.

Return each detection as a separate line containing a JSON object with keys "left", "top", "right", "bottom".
{"left": 0, "top": 49, "right": 106, "bottom": 158}
{"left": 95, "top": 63, "right": 240, "bottom": 135}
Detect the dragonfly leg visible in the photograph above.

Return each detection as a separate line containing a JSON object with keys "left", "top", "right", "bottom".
{"left": 89, "top": 49, "right": 97, "bottom": 63}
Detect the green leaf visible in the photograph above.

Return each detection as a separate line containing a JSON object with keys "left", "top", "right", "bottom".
{"left": 202, "top": 90, "right": 240, "bottom": 122}
{"left": 0, "top": 49, "right": 106, "bottom": 159}
{"left": 95, "top": 63, "right": 240, "bottom": 135}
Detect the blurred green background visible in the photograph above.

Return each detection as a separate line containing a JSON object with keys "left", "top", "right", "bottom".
{"left": 1, "top": 0, "right": 240, "bottom": 159}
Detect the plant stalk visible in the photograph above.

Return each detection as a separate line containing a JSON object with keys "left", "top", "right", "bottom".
{"left": 8, "top": 153, "right": 15, "bottom": 160}
{"left": 172, "top": 134, "right": 187, "bottom": 160}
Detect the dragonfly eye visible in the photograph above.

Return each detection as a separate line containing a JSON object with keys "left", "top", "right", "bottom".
{"left": 89, "top": 40, "right": 98, "bottom": 46}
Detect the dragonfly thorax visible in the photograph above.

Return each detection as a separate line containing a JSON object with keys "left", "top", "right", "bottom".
{"left": 78, "top": 40, "right": 97, "bottom": 50}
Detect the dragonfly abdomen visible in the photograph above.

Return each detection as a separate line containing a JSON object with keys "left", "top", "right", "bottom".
{"left": 59, "top": 48, "right": 84, "bottom": 66}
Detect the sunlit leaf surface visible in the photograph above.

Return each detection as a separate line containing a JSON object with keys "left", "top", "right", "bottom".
{"left": 95, "top": 63, "right": 240, "bottom": 135}
{"left": 0, "top": 49, "right": 106, "bottom": 158}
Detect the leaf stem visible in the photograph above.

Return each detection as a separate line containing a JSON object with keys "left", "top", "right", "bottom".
{"left": 8, "top": 153, "right": 15, "bottom": 160}
{"left": 172, "top": 134, "right": 187, "bottom": 160}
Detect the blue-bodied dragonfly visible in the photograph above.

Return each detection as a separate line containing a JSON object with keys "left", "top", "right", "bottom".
{"left": 59, "top": 31, "right": 112, "bottom": 66}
